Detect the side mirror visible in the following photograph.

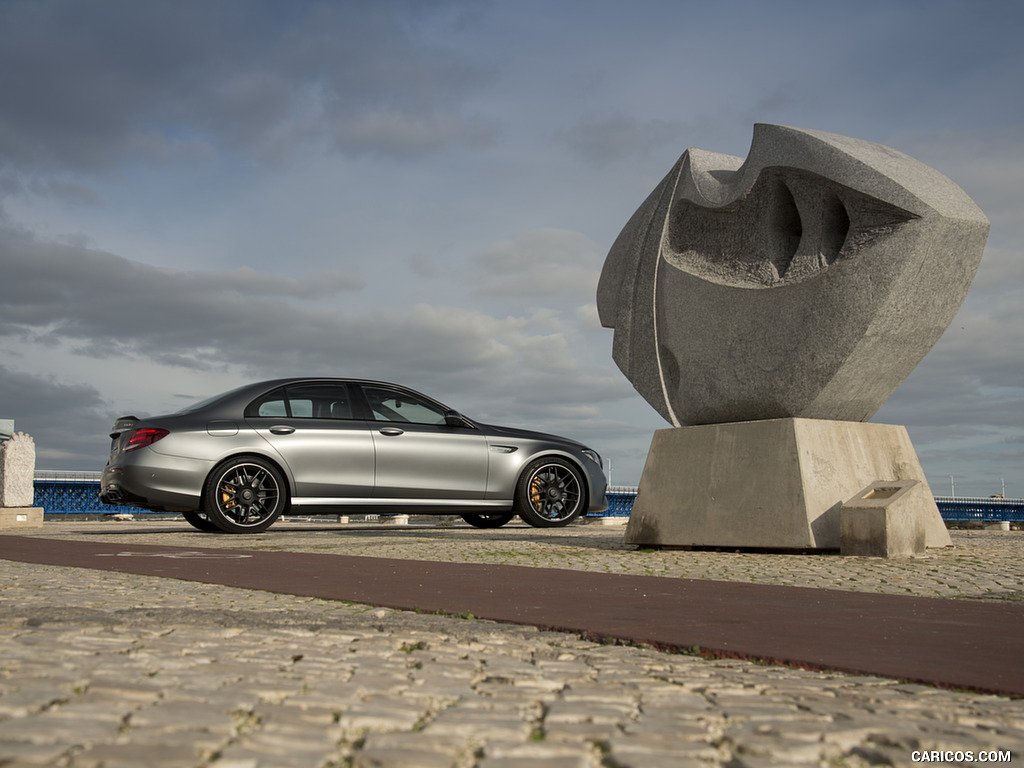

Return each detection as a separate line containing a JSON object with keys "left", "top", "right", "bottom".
{"left": 444, "top": 410, "right": 464, "bottom": 427}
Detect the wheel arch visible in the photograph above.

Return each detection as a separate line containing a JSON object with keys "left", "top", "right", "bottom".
{"left": 200, "top": 452, "right": 293, "bottom": 513}
{"left": 514, "top": 451, "right": 592, "bottom": 511}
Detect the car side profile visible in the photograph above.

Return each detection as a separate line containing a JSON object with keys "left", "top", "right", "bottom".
{"left": 100, "top": 378, "right": 607, "bottom": 533}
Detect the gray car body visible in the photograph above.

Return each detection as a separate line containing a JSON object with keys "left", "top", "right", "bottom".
{"left": 100, "top": 378, "right": 607, "bottom": 517}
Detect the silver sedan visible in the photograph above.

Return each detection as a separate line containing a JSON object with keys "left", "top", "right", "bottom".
{"left": 100, "top": 378, "right": 607, "bottom": 533}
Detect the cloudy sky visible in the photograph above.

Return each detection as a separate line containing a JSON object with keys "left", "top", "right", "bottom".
{"left": 1, "top": 0, "right": 1021, "bottom": 498}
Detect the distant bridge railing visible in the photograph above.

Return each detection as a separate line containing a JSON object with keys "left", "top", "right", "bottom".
{"left": 600, "top": 486, "right": 641, "bottom": 517}
{"left": 33, "top": 471, "right": 121, "bottom": 515}
{"left": 29, "top": 474, "right": 1023, "bottom": 523}
{"left": 933, "top": 496, "right": 1024, "bottom": 522}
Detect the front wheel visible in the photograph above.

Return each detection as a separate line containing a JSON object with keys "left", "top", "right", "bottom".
{"left": 203, "top": 457, "right": 287, "bottom": 534}
{"left": 514, "top": 457, "right": 586, "bottom": 528}
{"left": 460, "top": 512, "right": 515, "bottom": 529}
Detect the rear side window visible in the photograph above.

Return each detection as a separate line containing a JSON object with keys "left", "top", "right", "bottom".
{"left": 247, "top": 383, "right": 355, "bottom": 420}
{"left": 287, "top": 383, "right": 353, "bottom": 419}
{"left": 255, "top": 393, "right": 288, "bottom": 417}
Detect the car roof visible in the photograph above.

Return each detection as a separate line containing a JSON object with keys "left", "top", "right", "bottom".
{"left": 187, "top": 377, "right": 448, "bottom": 412}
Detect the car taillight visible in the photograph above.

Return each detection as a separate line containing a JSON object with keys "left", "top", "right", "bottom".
{"left": 123, "top": 428, "right": 169, "bottom": 452}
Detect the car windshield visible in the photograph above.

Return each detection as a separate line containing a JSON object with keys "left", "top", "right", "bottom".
{"left": 175, "top": 385, "right": 250, "bottom": 414}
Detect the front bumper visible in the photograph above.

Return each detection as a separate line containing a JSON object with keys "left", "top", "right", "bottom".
{"left": 583, "top": 459, "right": 609, "bottom": 514}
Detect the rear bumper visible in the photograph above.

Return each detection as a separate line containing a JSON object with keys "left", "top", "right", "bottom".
{"left": 100, "top": 453, "right": 208, "bottom": 513}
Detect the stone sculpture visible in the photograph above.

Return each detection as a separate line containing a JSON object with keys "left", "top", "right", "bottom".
{"left": 598, "top": 124, "right": 989, "bottom": 427}
{"left": 0, "top": 430, "right": 43, "bottom": 528}
{"left": 599, "top": 125, "right": 989, "bottom": 552}
{"left": 1, "top": 432, "right": 36, "bottom": 507}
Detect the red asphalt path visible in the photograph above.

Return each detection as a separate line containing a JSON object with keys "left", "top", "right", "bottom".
{"left": 2, "top": 534, "right": 1022, "bottom": 697}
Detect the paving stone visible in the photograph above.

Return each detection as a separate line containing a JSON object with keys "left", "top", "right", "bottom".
{"left": 352, "top": 747, "right": 457, "bottom": 768}
{"left": 0, "top": 739, "right": 70, "bottom": 764}
{"left": 335, "top": 696, "right": 429, "bottom": 735}
{"left": 420, "top": 708, "right": 533, "bottom": 741}
{"left": 66, "top": 741, "right": 204, "bottom": 767}
{"left": 128, "top": 700, "right": 239, "bottom": 732}
{"left": 354, "top": 730, "right": 479, "bottom": 767}
{"left": 544, "top": 700, "right": 636, "bottom": 724}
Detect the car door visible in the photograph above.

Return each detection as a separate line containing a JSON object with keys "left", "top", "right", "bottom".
{"left": 357, "top": 383, "right": 488, "bottom": 500}
{"left": 246, "top": 382, "right": 375, "bottom": 500}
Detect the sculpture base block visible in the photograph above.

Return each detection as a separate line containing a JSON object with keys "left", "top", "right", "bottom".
{"left": 624, "top": 419, "right": 950, "bottom": 551}
{"left": 840, "top": 481, "right": 927, "bottom": 557}
{"left": 0, "top": 507, "right": 43, "bottom": 530}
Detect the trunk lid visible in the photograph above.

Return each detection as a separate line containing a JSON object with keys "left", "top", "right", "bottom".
{"left": 107, "top": 415, "right": 139, "bottom": 461}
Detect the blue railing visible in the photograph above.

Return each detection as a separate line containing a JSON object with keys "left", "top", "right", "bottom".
{"left": 601, "top": 487, "right": 641, "bottom": 517}
{"left": 33, "top": 471, "right": 121, "bottom": 515}
{"left": 934, "top": 496, "right": 1024, "bottom": 522}
{"left": 29, "top": 474, "right": 1023, "bottom": 522}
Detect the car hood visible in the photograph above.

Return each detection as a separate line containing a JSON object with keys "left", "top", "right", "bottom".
{"left": 477, "top": 422, "right": 588, "bottom": 449}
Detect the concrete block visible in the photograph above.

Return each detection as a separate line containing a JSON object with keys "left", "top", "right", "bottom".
{"left": 623, "top": 418, "right": 950, "bottom": 551}
{"left": 0, "top": 507, "right": 43, "bottom": 529}
{"left": 840, "top": 481, "right": 927, "bottom": 557}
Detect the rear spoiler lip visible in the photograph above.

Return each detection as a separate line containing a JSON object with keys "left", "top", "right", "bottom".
{"left": 109, "top": 415, "right": 139, "bottom": 440}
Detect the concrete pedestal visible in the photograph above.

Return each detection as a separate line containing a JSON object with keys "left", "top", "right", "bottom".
{"left": 624, "top": 418, "right": 950, "bottom": 551}
{"left": 0, "top": 507, "right": 43, "bottom": 529}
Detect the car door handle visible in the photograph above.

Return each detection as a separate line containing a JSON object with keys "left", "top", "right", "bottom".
{"left": 378, "top": 427, "right": 404, "bottom": 436}
{"left": 269, "top": 425, "right": 296, "bottom": 435}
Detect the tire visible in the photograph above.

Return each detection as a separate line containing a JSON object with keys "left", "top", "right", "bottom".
{"left": 182, "top": 511, "right": 222, "bottom": 532}
{"left": 460, "top": 512, "right": 515, "bottom": 529}
{"left": 514, "top": 457, "right": 586, "bottom": 528}
{"left": 203, "top": 457, "right": 287, "bottom": 534}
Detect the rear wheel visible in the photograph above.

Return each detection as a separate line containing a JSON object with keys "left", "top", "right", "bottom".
{"left": 514, "top": 457, "right": 586, "bottom": 528}
{"left": 182, "top": 511, "right": 221, "bottom": 532}
{"left": 203, "top": 457, "right": 286, "bottom": 534}
{"left": 460, "top": 512, "right": 515, "bottom": 529}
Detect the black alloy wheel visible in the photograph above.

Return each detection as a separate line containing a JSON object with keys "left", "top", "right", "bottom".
{"left": 203, "top": 457, "right": 287, "bottom": 534}
{"left": 514, "top": 457, "right": 585, "bottom": 528}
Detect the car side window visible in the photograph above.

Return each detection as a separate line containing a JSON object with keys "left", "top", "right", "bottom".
{"left": 254, "top": 390, "right": 288, "bottom": 417}
{"left": 286, "top": 383, "right": 354, "bottom": 419}
{"left": 247, "top": 383, "right": 354, "bottom": 420}
{"left": 360, "top": 385, "right": 446, "bottom": 425}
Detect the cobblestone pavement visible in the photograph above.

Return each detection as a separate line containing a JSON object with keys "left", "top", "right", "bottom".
{"left": 1, "top": 521, "right": 1022, "bottom": 767}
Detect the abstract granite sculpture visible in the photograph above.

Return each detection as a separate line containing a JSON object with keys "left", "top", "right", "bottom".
{"left": 0, "top": 430, "right": 43, "bottom": 528}
{"left": 599, "top": 125, "right": 989, "bottom": 550}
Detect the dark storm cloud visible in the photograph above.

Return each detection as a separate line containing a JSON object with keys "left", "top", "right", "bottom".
{"left": 0, "top": 235, "right": 618, "bottom": 403}
{"left": 0, "top": 365, "right": 111, "bottom": 466}
{"left": 0, "top": 0, "right": 497, "bottom": 171}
